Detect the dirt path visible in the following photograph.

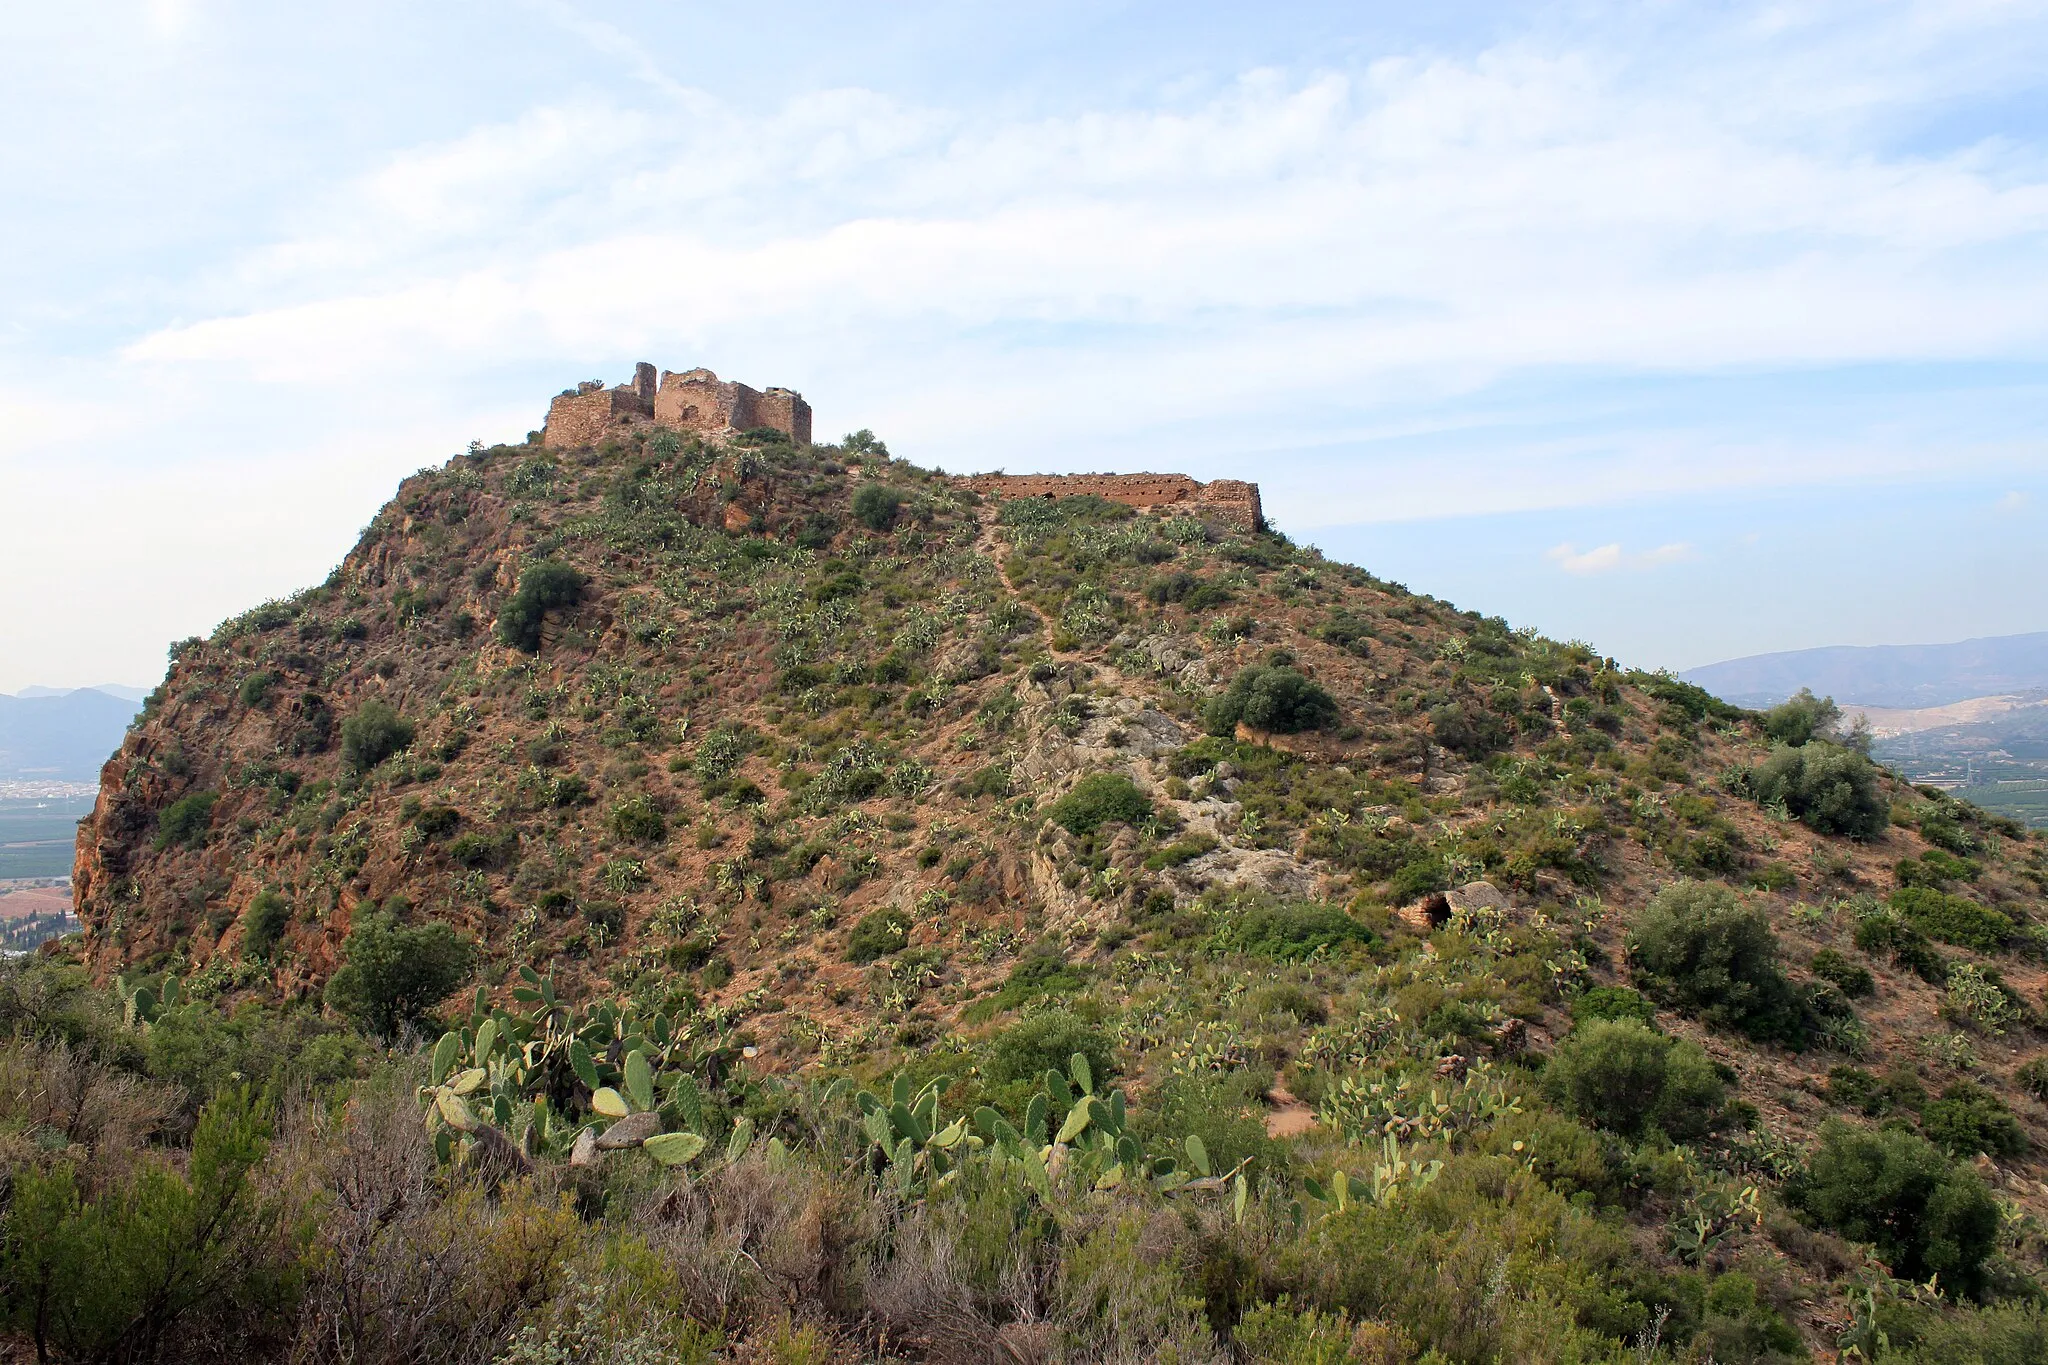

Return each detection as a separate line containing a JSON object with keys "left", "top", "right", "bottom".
{"left": 975, "top": 505, "right": 1081, "bottom": 663}
{"left": 1264, "top": 1084, "right": 1317, "bottom": 1139}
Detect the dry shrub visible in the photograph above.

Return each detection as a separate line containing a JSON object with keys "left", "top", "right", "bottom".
{"left": 279, "top": 1069, "right": 586, "bottom": 1365}
{"left": 1053, "top": 1205, "right": 1223, "bottom": 1365}
{"left": 860, "top": 1200, "right": 1014, "bottom": 1362}
{"left": 630, "top": 1148, "right": 862, "bottom": 1332}
{"left": 0, "top": 1038, "right": 178, "bottom": 1190}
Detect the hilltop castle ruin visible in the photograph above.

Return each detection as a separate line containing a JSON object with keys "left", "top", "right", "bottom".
{"left": 540, "top": 368, "right": 1266, "bottom": 533}
{"left": 543, "top": 363, "right": 812, "bottom": 451}
{"left": 963, "top": 472, "right": 1264, "bottom": 533}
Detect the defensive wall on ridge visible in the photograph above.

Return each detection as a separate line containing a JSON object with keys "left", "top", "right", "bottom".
{"left": 962, "top": 472, "right": 1264, "bottom": 533}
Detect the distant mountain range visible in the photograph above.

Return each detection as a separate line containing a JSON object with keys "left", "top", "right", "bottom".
{"left": 11, "top": 684, "right": 149, "bottom": 702}
{"left": 0, "top": 687, "right": 146, "bottom": 782}
{"left": 1680, "top": 631, "right": 2048, "bottom": 709}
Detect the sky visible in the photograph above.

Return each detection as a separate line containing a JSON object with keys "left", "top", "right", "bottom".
{"left": 4, "top": 0, "right": 2048, "bottom": 693}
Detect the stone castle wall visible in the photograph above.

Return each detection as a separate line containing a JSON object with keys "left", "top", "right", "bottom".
{"left": 964, "top": 472, "right": 1264, "bottom": 532}
{"left": 544, "top": 363, "right": 811, "bottom": 451}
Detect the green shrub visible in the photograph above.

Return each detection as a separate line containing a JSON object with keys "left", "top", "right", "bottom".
{"left": 1209, "top": 898, "right": 1372, "bottom": 960}
{"left": 1761, "top": 688, "right": 1840, "bottom": 746}
{"left": 155, "top": 790, "right": 218, "bottom": 850}
{"left": 1748, "top": 742, "right": 1887, "bottom": 838}
{"left": 1047, "top": 773, "right": 1151, "bottom": 835}
{"left": 0, "top": 1088, "right": 296, "bottom": 1360}
{"left": 447, "top": 828, "right": 517, "bottom": 870}
{"left": 1634, "top": 671, "right": 1747, "bottom": 723}
{"left": 1686, "top": 1272, "right": 1804, "bottom": 1363}
{"left": 236, "top": 670, "right": 278, "bottom": 708}
{"left": 1626, "top": 880, "right": 1807, "bottom": 1045}
{"left": 494, "top": 559, "right": 586, "bottom": 652}
{"left": 1920, "top": 1082, "right": 2028, "bottom": 1159}
{"left": 339, "top": 699, "right": 414, "bottom": 774}
{"left": 1428, "top": 700, "right": 1514, "bottom": 760}
{"left": 1827, "top": 1065, "right": 1889, "bottom": 1116}
{"left": 1809, "top": 948, "right": 1875, "bottom": 998}
{"left": 1143, "top": 834, "right": 1218, "bottom": 869}
{"left": 241, "top": 891, "right": 289, "bottom": 960}
{"left": 412, "top": 805, "right": 460, "bottom": 839}
{"left": 580, "top": 899, "right": 626, "bottom": 941}
{"left": 1748, "top": 861, "right": 1797, "bottom": 892}
{"left": 1136, "top": 1071, "right": 1284, "bottom": 1180}
{"left": 322, "top": 911, "right": 474, "bottom": 1038}
{"left": 1569, "top": 985, "right": 1657, "bottom": 1027}
{"left": 1542, "top": 1018, "right": 1727, "bottom": 1140}
{"left": 608, "top": 794, "right": 666, "bottom": 842}
{"left": 990, "top": 948, "right": 1087, "bottom": 1010}
{"left": 1246, "top": 982, "right": 1327, "bottom": 1025}
{"left": 1898, "top": 847, "right": 1980, "bottom": 889}
{"left": 844, "top": 908, "right": 910, "bottom": 963}
{"left": 1787, "top": 1121, "right": 2001, "bottom": 1296}
{"left": 1891, "top": 886, "right": 2014, "bottom": 952}
{"left": 1204, "top": 666, "right": 1340, "bottom": 736}
{"left": 984, "top": 1009, "right": 1114, "bottom": 1086}
{"left": 2016, "top": 1057, "right": 2048, "bottom": 1103}
{"left": 851, "top": 483, "right": 903, "bottom": 531}
{"left": 1853, "top": 910, "right": 1949, "bottom": 983}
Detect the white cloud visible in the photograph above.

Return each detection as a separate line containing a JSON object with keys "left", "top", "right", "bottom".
{"left": 1546, "top": 541, "right": 1695, "bottom": 575}
{"left": 14, "top": 2, "right": 2048, "bottom": 684}
{"left": 113, "top": 22, "right": 2048, "bottom": 482}
{"left": 1996, "top": 489, "right": 2032, "bottom": 511}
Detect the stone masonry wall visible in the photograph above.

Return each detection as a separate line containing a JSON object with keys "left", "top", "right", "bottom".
{"left": 963, "top": 472, "right": 1264, "bottom": 533}
{"left": 545, "top": 363, "right": 811, "bottom": 450}
{"left": 755, "top": 388, "right": 813, "bottom": 446}
{"left": 543, "top": 382, "right": 652, "bottom": 451}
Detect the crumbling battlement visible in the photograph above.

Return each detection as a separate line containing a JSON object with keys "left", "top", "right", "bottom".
{"left": 543, "top": 362, "right": 812, "bottom": 451}
{"left": 963, "top": 472, "right": 1264, "bottom": 533}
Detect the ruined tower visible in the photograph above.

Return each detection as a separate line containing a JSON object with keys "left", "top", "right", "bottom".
{"left": 543, "top": 363, "right": 812, "bottom": 451}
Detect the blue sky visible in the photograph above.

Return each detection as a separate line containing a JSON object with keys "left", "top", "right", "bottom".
{"left": 4, "top": 1, "right": 2048, "bottom": 691}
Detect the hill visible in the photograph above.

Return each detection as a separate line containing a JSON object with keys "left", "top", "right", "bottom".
{"left": 1682, "top": 631, "right": 2048, "bottom": 708}
{"left": 0, "top": 686, "right": 141, "bottom": 783}
{"left": 22, "top": 378, "right": 2048, "bottom": 1362}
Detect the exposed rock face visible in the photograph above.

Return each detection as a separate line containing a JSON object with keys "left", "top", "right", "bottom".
{"left": 963, "top": 472, "right": 1264, "bottom": 533}
{"left": 544, "top": 363, "right": 812, "bottom": 450}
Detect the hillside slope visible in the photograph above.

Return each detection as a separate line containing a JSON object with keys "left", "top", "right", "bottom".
{"left": 59, "top": 416, "right": 2048, "bottom": 1358}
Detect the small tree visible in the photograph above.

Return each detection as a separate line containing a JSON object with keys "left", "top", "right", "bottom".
{"left": 1762, "top": 688, "right": 1841, "bottom": 747}
{"left": 495, "top": 560, "right": 586, "bottom": 652}
{"left": 339, "top": 700, "right": 414, "bottom": 774}
{"left": 1749, "top": 742, "right": 1887, "bottom": 839}
{"left": 1543, "top": 1018, "right": 1726, "bottom": 1140}
{"left": 241, "top": 890, "right": 289, "bottom": 960}
{"left": 1204, "top": 666, "right": 1340, "bottom": 736}
{"left": 851, "top": 483, "right": 903, "bottom": 532}
{"left": 323, "top": 911, "right": 473, "bottom": 1038}
{"left": 1788, "top": 1121, "right": 2000, "bottom": 1296}
{"left": 1627, "top": 880, "right": 1807, "bottom": 1045}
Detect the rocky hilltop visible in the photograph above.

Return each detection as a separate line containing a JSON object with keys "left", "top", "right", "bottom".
{"left": 59, "top": 381, "right": 2048, "bottom": 1353}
